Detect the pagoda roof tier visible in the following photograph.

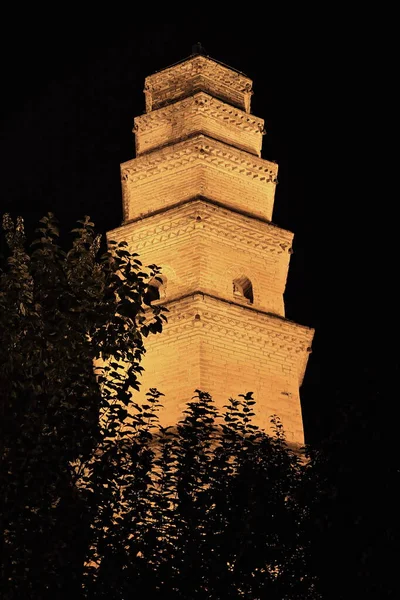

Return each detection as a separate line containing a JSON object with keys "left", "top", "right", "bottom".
{"left": 144, "top": 55, "right": 253, "bottom": 113}
{"left": 135, "top": 92, "right": 264, "bottom": 157}
{"left": 121, "top": 134, "right": 278, "bottom": 222}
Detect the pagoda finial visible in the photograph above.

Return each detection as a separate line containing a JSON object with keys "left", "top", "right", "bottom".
{"left": 191, "top": 41, "right": 206, "bottom": 56}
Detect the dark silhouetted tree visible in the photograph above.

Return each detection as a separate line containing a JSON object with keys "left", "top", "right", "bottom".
{"left": 1, "top": 213, "right": 322, "bottom": 600}
{"left": 0, "top": 213, "right": 166, "bottom": 599}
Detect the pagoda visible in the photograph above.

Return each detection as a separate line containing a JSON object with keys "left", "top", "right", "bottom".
{"left": 107, "top": 48, "right": 314, "bottom": 447}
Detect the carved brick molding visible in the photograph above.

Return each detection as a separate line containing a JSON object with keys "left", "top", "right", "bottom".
{"left": 122, "top": 135, "right": 276, "bottom": 182}
{"left": 108, "top": 199, "right": 293, "bottom": 256}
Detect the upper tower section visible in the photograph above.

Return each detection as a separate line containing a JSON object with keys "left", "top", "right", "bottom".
{"left": 143, "top": 54, "right": 253, "bottom": 114}
{"left": 122, "top": 50, "right": 278, "bottom": 223}
{"left": 135, "top": 53, "right": 264, "bottom": 157}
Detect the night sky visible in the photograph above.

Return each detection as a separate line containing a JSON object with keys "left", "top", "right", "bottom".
{"left": 0, "top": 24, "right": 381, "bottom": 449}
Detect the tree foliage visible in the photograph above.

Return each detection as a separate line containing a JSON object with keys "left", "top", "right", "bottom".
{"left": 78, "top": 390, "right": 320, "bottom": 599}
{"left": 1, "top": 214, "right": 321, "bottom": 599}
{"left": 0, "top": 213, "right": 166, "bottom": 598}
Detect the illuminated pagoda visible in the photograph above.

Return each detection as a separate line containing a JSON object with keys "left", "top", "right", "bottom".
{"left": 107, "top": 47, "right": 314, "bottom": 447}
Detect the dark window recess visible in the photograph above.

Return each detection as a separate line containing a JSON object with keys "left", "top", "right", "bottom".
{"left": 233, "top": 276, "right": 253, "bottom": 304}
{"left": 144, "top": 275, "right": 167, "bottom": 305}
{"left": 144, "top": 284, "right": 160, "bottom": 305}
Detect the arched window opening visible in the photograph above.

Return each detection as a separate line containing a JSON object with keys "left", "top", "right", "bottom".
{"left": 233, "top": 276, "right": 253, "bottom": 304}
{"left": 144, "top": 275, "right": 167, "bottom": 305}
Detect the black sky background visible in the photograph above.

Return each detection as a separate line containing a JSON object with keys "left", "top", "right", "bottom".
{"left": 0, "top": 22, "right": 385, "bottom": 449}
{"left": 1, "top": 19, "right": 397, "bottom": 597}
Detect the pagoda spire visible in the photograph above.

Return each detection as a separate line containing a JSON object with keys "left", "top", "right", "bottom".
{"left": 191, "top": 41, "right": 207, "bottom": 56}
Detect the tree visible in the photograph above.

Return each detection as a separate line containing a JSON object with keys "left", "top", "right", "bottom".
{"left": 304, "top": 374, "right": 399, "bottom": 599}
{"left": 1, "top": 213, "right": 321, "bottom": 599}
{"left": 0, "top": 213, "right": 167, "bottom": 599}
{"left": 80, "top": 390, "right": 321, "bottom": 599}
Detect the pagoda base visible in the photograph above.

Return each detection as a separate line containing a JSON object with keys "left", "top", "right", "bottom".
{"left": 134, "top": 293, "right": 313, "bottom": 447}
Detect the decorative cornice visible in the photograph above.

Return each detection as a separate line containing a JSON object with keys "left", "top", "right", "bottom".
{"left": 134, "top": 92, "right": 264, "bottom": 135}
{"left": 117, "top": 196, "right": 279, "bottom": 228}
{"left": 121, "top": 135, "right": 277, "bottom": 185}
{"left": 149, "top": 292, "right": 314, "bottom": 355}
{"left": 109, "top": 199, "right": 293, "bottom": 256}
